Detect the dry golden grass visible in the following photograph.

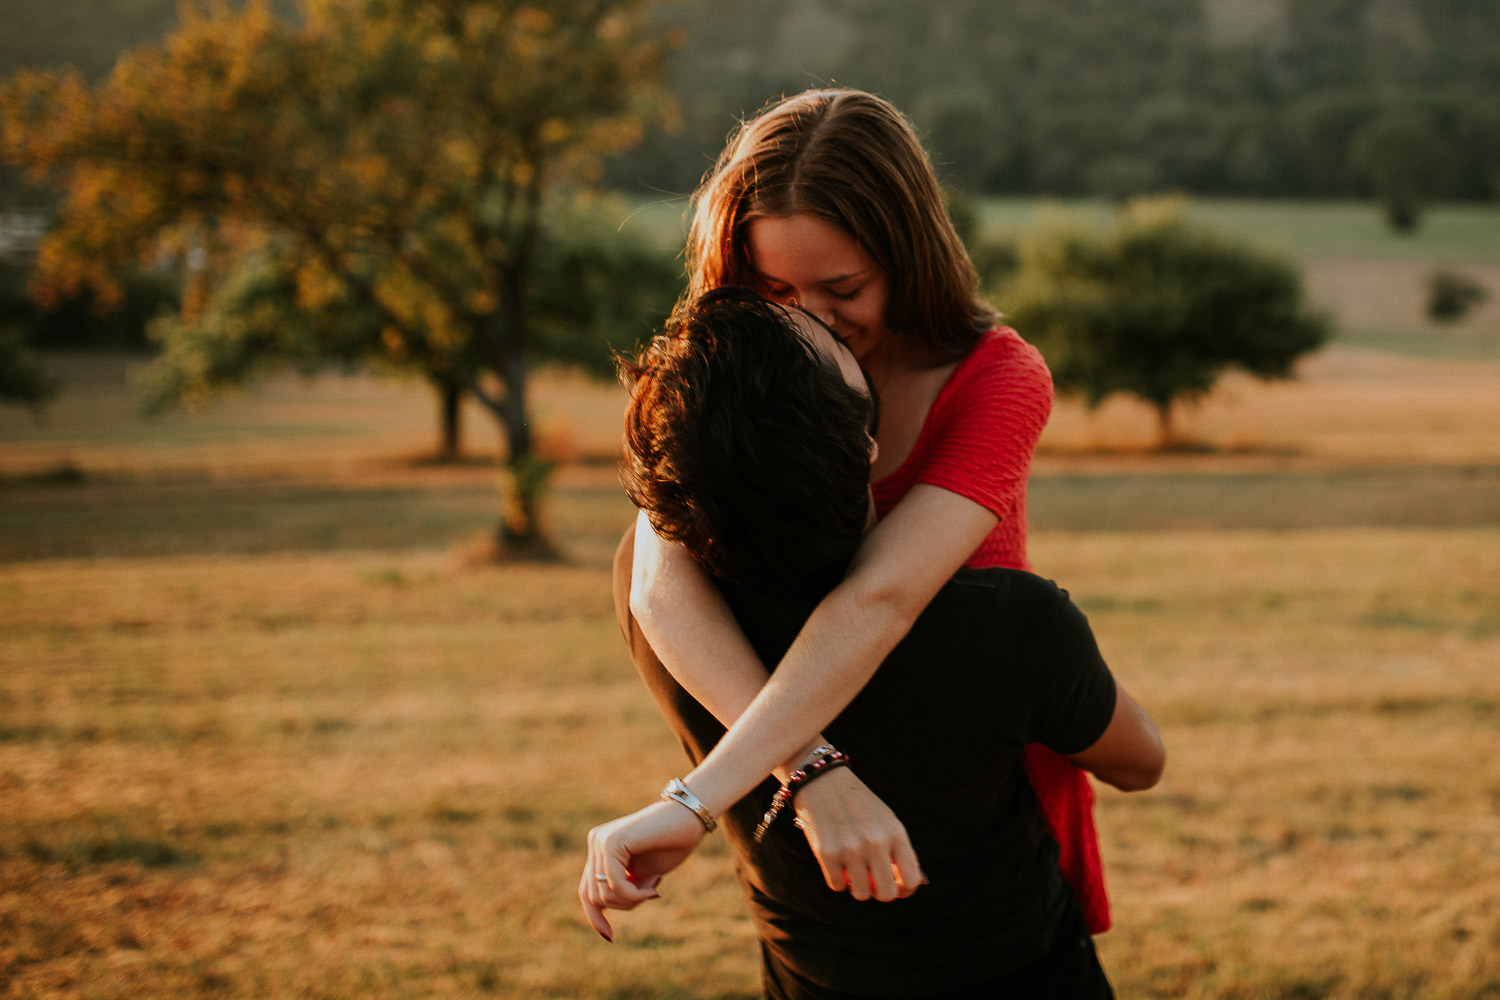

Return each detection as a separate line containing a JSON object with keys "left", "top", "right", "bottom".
{"left": 0, "top": 549, "right": 752, "bottom": 998}
{"left": 1034, "top": 529, "right": 1500, "bottom": 999}
{"left": 1038, "top": 345, "right": 1500, "bottom": 464}
{"left": 2, "top": 527, "right": 1497, "bottom": 999}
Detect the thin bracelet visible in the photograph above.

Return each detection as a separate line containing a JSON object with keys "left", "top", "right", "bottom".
{"left": 661, "top": 777, "right": 716, "bottom": 833}
{"left": 753, "top": 748, "right": 850, "bottom": 843}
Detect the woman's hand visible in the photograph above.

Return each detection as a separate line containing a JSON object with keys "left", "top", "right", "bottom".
{"left": 579, "top": 799, "right": 706, "bottom": 942}
{"left": 792, "top": 767, "right": 925, "bottom": 901}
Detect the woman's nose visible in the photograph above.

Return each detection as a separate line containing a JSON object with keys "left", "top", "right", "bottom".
{"left": 798, "top": 292, "right": 836, "bottom": 327}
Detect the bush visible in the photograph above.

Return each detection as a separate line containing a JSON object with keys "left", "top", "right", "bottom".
{"left": 529, "top": 199, "right": 685, "bottom": 377}
{"left": 0, "top": 323, "right": 56, "bottom": 412}
{"left": 1426, "top": 269, "right": 1488, "bottom": 325}
{"left": 1003, "top": 197, "right": 1330, "bottom": 448}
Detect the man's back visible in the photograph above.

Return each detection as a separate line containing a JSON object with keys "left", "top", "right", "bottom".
{"left": 614, "top": 534, "right": 1118, "bottom": 996}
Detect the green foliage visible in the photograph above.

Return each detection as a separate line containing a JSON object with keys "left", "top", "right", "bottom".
{"left": 602, "top": 0, "right": 1500, "bottom": 203}
{"left": 0, "top": 323, "right": 57, "bottom": 412}
{"left": 0, "top": 256, "right": 178, "bottom": 350}
{"left": 1002, "top": 197, "right": 1331, "bottom": 447}
{"left": 135, "top": 250, "right": 384, "bottom": 414}
{"left": 529, "top": 200, "right": 684, "bottom": 379}
{"left": 968, "top": 235, "right": 1019, "bottom": 297}
{"left": 1, "top": 0, "right": 674, "bottom": 548}
{"left": 1426, "top": 269, "right": 1489, "bottom": 325}
{"left": 941, "top": 187, "right": 980, "bottom": 252}
{"left": 135, "top": 198, "right": 682, "bottom": 411}
{"left": 8, "top": 1, "right": 1500, "bottom": 205}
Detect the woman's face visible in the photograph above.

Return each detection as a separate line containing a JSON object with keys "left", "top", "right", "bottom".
{"left": 786, "top": 306, "right": 880, "bottom": 516}
{"left": 745, "top": 214, "right": 892, "bottom": 363}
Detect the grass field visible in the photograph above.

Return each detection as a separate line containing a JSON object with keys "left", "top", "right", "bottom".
{"left": 973, "top": 198, "right": 1500, "bottom": 264}
{"left": 3, "top": 199, "right": 1500, "bottom": 998}
{"left": 623, "top": 196, "right": 1500, "bottom": 264}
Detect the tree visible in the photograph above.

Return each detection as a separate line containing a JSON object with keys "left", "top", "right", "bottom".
{"left": 1001, "top": 198, "right": 1331, "bottom": 449}
{"left": 1349, "top": 110, "right": 1454, "bottom": 233}
{"left": 1, "top": 0, "right": 676, "bottom": 555}
{"left": 133, "top": 196, "right": 682, "bottom": 462}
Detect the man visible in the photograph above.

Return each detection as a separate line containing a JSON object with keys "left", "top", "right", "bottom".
{"left": 583, "top": 288, "right": 1164, "bottom": 998}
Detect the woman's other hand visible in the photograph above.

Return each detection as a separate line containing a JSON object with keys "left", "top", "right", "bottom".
{"left": 579, "top": 799, "right": 706, "bottom": 942}
{"left": 792, "top": 767, "right": 925, "bottom": 901}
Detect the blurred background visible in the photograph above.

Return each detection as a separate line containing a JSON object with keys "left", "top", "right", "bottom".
{"left": 1, "top": 2, "right": 1497, "bottom": 998}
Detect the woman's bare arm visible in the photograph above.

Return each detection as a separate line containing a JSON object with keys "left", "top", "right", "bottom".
{"left": 629, "top": 512, "right": 922, "bottom": 899}
{"left": 677, "top": 484, "right": 997, "bottom": 801}
{"left": 589, "top": 485, "right": 997, "bottom": 914}
{"left": 629, "top": 513, "right": 813, "bottom": 775}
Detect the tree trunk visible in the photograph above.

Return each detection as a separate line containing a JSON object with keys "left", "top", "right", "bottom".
{"left": 485, "top": 251, "right": 559, "bottom": 560}
{"left": 469, "top": 168, "right": 558, "bottom": 560}
{"left": 1153, "top": 400, "right": 1177, "bottom": 451}
{"left": 500, "top": 452, "right": 559, "bottom": 558}
{"left": 436, "top": 376, "right": 463, "bottom": 462}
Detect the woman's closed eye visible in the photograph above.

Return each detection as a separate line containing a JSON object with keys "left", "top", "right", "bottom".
{"left": 771, "top": 289, "right": 801, "bottom": 305}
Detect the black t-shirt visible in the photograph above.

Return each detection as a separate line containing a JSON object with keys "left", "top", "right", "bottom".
{"left": 619, "top": 563, "right": 1118, "bottom": 998}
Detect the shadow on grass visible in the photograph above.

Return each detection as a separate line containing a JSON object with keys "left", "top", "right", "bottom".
{"left": 0, "top": 474, "right": 635, "bottom": 563}
{"left": 2, "top": 463, "right": 1498, "bottom": 563}
{"left": 21, "top": 832, "right": 199, "bottom": 869}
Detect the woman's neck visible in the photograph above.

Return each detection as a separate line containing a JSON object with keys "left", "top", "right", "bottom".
{"left": 866, "top": 352, "right": 961, "bottom": 482}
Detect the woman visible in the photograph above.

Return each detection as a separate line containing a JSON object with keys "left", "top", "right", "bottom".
{"left": 586, "top": 88, "right": 1105, "bottom": 930}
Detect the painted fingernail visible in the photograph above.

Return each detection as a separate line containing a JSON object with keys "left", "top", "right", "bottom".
{"left": 597, "top": 929, "right": 612, "bottom": 943}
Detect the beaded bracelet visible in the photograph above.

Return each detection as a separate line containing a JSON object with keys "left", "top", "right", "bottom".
{"left": 790, "top": 743, "right": 839, "bottom": 772}
{"left": 661, "top": 777, "right": 717, "bottom": 833}
{"left": 753, "top": 747, "right": 850, "bottom": 843}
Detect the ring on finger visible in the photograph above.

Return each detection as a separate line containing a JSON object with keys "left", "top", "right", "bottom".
{"left": 594, "top": 873, "right": 610, "bottom": 881}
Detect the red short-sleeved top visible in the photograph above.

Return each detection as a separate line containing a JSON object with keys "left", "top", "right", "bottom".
{"left": 866, "top": 326, "right": 1113, "bottom": 935}
{"left": 871, "top": 327, "right": 1053, "bottom": 572}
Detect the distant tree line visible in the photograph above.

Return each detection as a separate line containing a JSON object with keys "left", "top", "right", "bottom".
{"left": 609, "top": 0, "right": 1500, "bottom": 211}
{"left": 6, "top": 0, "right": 1498, "bottom": 212}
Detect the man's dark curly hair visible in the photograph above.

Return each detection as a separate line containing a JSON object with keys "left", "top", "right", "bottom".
{"left": 620, "top": 287, "right": 876, "bottom": 594}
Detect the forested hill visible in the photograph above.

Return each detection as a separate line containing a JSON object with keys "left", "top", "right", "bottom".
{"left": 1, "top": 0, "right": 299, "bottom": 79}
{"left": 5, "top": 0, "right": 1499, "bottom": 202}
{"left": 621, "top": 0, "right": 1500, "bottom": 202}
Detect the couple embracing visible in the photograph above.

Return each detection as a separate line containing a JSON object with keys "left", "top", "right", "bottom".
{"left": 579, "top": 89, "right": 1164, "bottom": 1000}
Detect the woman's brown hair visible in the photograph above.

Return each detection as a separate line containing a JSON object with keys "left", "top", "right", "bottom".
{"left": 685, "top": 89, "right": 996, "bottom": 360}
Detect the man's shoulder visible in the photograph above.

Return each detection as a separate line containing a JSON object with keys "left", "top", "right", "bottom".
{"left": 941, "top": 566, "right": 1073, "bottom": 612}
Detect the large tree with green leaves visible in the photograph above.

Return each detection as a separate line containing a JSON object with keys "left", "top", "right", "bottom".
{"left": 1001, "top": 199, "right": 1331, "bottom": 448}
{"left": 1, "top": 0, "right": 677, "bottom": 555}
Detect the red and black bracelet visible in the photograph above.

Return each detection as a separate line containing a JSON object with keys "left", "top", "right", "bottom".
{"left": 753, "top": 746, "right": 851, "bottom": 843}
